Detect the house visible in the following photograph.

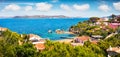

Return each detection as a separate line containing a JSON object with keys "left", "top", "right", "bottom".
{"left": 74, "top": 36, "right": 90, "bottom": 43}
{"left": 29, "top": 34, "right": 42, "bottom": 41}
{"left": 90, "top": 35, "right": 102, "bottom": 44}
{"left": 109, "top": 23, "right": 120, "bottom": 29}
{"left": 91, "top": 35, "right": 103, "bottom": 42}
{"left": 0, "top": 27, "right": 7, "bottom": 36}
{"left": 95, "top": 18, "right": 109, "bottom": 26}
{"left": 71, "top": 36, "right": 90, "bottom": 46}
{"left": 28, "top": 34, "right": 46, "bottom": 50}
{"left": 28, "top": 34, "right": 45, "bottom": 44}
{"left": 32, "top": 39, "right": 45, "bottom": 44}
{"left": 107, "top": 46, "right": 120, "bottom": 57}
{"left": 35, "top": 43, "right": 45, "bottom": 51}
{"left": 91, "top": 40, "right": 98, "bottom": 44}
{"left": 91, "top": 35, "right": 103, "bottom": 39}
{"left": 0, "top": 27, "right": 7, "bottom": 31}
{"left": 34, "top": 39, "right": 45, "bottom": 51}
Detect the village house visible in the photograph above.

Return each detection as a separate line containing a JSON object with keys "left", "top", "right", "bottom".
{"left": 107, "top": 46, "right": 120, "bottom": 57}
{"left": 109, "top": 16, "right": 120, "bottom": 29}
{"left": 0, "top": 27, "right": 7, "bottom": 36}
{"left": 91, "top": 40, "right": 98, "bottom": 44}
{"left": 71, "top": 36, "right": 90, "bottom": 46}
{"left": 0, "top": 27, "right": 7, "bottom": 32}
{"left": 35, "top": 43, "right": 45, "bottom": 51}
{"left": 29, "top": 34, "right": 46, "bottom": 51}
{"left": 91, "top": 35, "right": 103, "bottom": 40}
{"left": 95, "top": 18, "right": 109, "bottom": 26}
{"left": 90, "top": 35, "right": 103, "bottom": 44}
{"left": 109, "top": 23, "right": 120, "bottom": 29}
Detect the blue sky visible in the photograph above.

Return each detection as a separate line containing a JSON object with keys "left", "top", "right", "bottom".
{"left": 0, "top": 0, "right": 120, "bottom": 17}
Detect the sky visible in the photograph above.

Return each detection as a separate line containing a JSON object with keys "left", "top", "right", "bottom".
{"left": 0, "top": 0, "right": 120, "bottom": 17}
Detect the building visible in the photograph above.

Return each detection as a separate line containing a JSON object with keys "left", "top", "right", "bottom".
{"left": 29, "top": 34, "right": 42, "bottom": 41}
{"left": 91, "top": 40, "right": 98, "bottom": 44}
{"left": 95, "top": 18, "right": 109, "bottom": 26}
{"left": 28, "top": 34, "right": 46, "bottom": 51}
{"left": 0, "top": 27, "right": 7, "bottom": 36}
{"left": 35, "top": 43, "right": 45, "bottom": 51}
{"left": 0, "top": 27, "right": 7, "bottom": 31}
{"left": 91, "top": 35, "right": 103, "bottom": 39}
{"left": 71, "top": 36, "right": 90, "bottom": 46}
{"left": 109, "top": 23, "right": 120, "bottom": 29}
{"left": 91, "top": 35, "right": 103, "bottom": 42}
{"left": 74, "top": 36, "right": 90, "bottom": 43}
{"left": 107, "top": 46, "right": 120, "bottom": 57}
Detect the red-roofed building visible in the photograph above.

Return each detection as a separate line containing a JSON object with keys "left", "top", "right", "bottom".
{"left": 107, "top": 46, "right": 120, "bottom": 57}
{"left": 0, "top": 27, "right": 7, "bottom": 31}
{"left": 35, "top": 43, "right": 45, "bottom": 51}
{"left": 109, "top": 23, "right": 120, "bottom": 29}
{"left": 0, "top": 27, "right": 7, "bottom": 36}
{"left": 91, "top": 40, "right": 98, "bottom": 44}
{"left": 28, "top": 34, "right": 46, "bottom": 51}
{"left": 74, "top": 36, "right": 90, "bottom": 44}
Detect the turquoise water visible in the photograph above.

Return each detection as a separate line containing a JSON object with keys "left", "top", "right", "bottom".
{"left": 0, "top": 18, "right": 88, "bottom": 40}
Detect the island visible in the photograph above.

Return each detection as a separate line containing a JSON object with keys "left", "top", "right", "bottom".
{"left": 13, "top": 15, "right": 70, "bottom": 18}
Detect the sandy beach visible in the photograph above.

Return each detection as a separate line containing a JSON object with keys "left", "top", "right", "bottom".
{"left": 56, "top": 39, "right": 74, "bottom": 43}
{"left": 64, "top": 31, "right": 74, "bottom": 34}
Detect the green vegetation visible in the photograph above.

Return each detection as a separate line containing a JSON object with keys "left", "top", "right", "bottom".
{"left": 70, "top": 19, "right": 115, "bottom": 38}
{"left": 98, "top": 34, "right": 120, "bottom": 50}
{"left": 0, "top": 30, "right": 37, "bottom": 57}
{"left": 89, "top": 17, "right": 100, "bottom": 23}
{"left": 1, "top": 15, "right": 120, "bottom": 57}
{"left": 0, "top": 29, "right": 105, "bottom": 57}
{"left": 38, "top": 40, "right": 105, "bottom": 57}
{"left": 0, "top": 28, "right": 120, "bottom": 57}
{"left": 109, "top": 14, "right": 120, "bottom": 22}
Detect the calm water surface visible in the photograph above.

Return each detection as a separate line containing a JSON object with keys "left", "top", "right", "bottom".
{"left": 0, "top": 18, "right": 88, "bottom": 40}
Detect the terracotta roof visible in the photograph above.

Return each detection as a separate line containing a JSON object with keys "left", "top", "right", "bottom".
{"left": 29, "top": 34, "right": 41, "bottom": 38}
{"left": 76, "top": 36, "right": 90, "bottom": 41}
{"left": 28, "top": 34, "right": 42, "bottom": 41}
{"left": 109, "top": 23, "right": 119, "bottom": 29}
{"left": 107, "top": 47, "right": 120, "bottom": 53}
{"left": 35, "top": 43, "right": 45, "bottom": 50}
{"left": 0, "top": 27, "right": 7, "bottom": 31}
{"left": 110, "top": 23, "right": 120, "bottom": 26}
{"left": 29, "top": 34, "right": 35, "bottom": 38}
{"left": 91, "top": 40, "right": 98, "bottom": 44}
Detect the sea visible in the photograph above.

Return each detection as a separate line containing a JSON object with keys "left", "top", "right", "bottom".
{"left": 0, "top": 18, "right": 88, "bottom": 40}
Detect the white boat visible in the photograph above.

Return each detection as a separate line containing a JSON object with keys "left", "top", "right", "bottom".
{"left": 48, "top": 30, "right": 52, "bottom": 33}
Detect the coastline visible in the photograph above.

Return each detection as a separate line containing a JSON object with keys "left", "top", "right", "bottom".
{"left": 0, "top": 18, "right": 87, "bottom": 40}
{"left": 55, "top": 38, "right": 74, "bottom": 43}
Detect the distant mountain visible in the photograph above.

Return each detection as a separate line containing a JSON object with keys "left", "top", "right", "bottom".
{"left": 106, "top": 14, "right": 120, "bottom": 19}
{"left": 13, "top": 15, "right": 70, "bottom": 18}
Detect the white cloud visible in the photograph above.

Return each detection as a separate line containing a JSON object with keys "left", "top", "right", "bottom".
{"left": 98, "top": 4, "right": 110, "bottom": 12}
{"left": 3, "top": 4, "right": 21, "bottom": 11}
{"left": 73, "top": 4, "right": 90, "bottom": 11}
{"left": 113, "top": 2, "right": 120, "bottom": 11}
{"left": 36, "top": 3, "right": 52, "bottom": 11}
{"left": 60, "top": 4, "right": 71, "bottom": 11}
{"left": 25, "top": 6, "right": 32, "bottom": 11}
